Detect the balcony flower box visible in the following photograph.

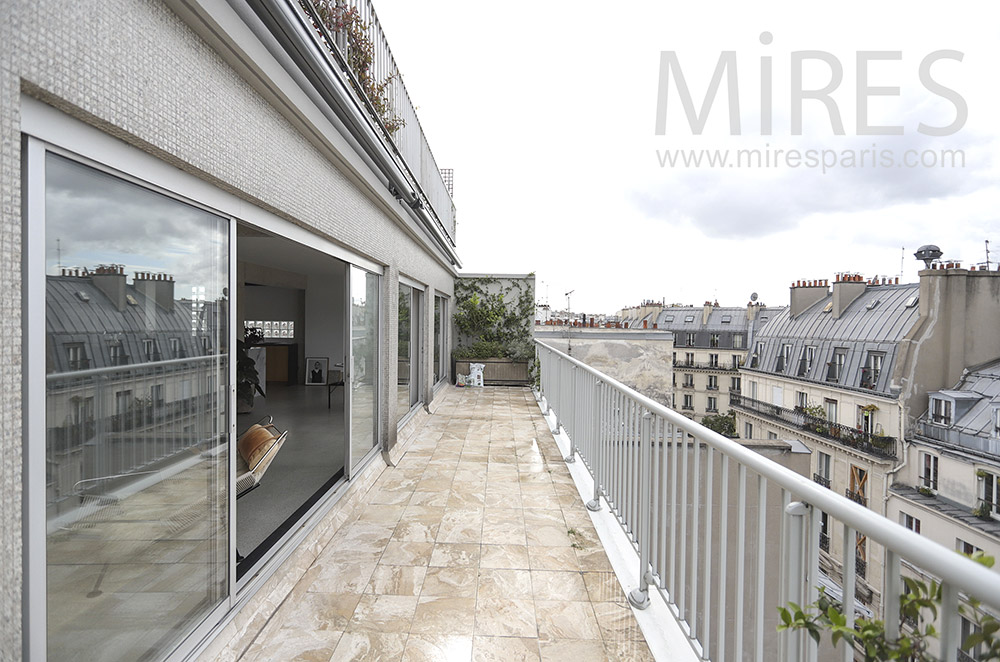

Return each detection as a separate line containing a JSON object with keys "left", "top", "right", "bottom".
{"left": 454, "top": 358, "right": 531, "bottom": 386}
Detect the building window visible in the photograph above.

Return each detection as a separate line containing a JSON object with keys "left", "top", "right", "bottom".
{"left": 860, "top": 352, "right": 884, "bottom": 389}
{"left": 744, "top": 422, "right": 753, "bottom": 439}
{"left": 707, "top": 375, "right": 719, "bottom": 391}
{"left": 824, "top": 398, "right": 838, "bottom": 424}
{"left": 994, "top": 408, "right": 1000, "bottom": 437}
{"left": 796, "top": 391, "right": 808, "bottom": 410}
{"left": 900, "top": 512, "right": 921, "bottom": 534}
{"left": 931, "top": 397, "right": 953, "bottom": 425}
{"left": 730, "top": 376, "right": 741, "bottom": 392}
{"left": 672, "top": 352, "right": 677, "bottom": 365}
{"left": 750, "top": 341, "right": 763, "bottom": 368}
{"left": 918, "top": 453, "right": 938, "bottom": 491}
{"left": 848, "top": 465, "right": 868, "bottom": 506}
{"left": 685, "top": 352, "right": 694, "bottom": 366}
{"left": 957, "top": 539, "right": 983, "bottom": 556}
{"left": 858, "top": 405, "right": 876, "bottom": 435}
{"left": 816, "top": 451, "right": 831, "bottom": 487}
{"left": 168, "top": 337, "right": 181, "bottom": 357}
{"left": 733, "top": 333, "right": 745, "bottom": 349}
{"left": 65, "top": 343, "right": 90, "bottom": 370}
{"left": 776, "top": 343, "right": 792, "bottom": 373}
{"left": 798, "top": 346, "right": 815, "bottom": 376}
{"left": 684, "top": 315, "right": 695, "bottom": 323}
{"left": 672, "top": 373, "right": 676, "bottom": 387}
{"left": 683, "top": 394, "right": 693, "bottom": 410}
{"left": 731, "top": 354, "right": 740, "bottom": 369}
{"left": 710, "top": 333, "right": 720, "bottom": 348}
{"left": 721, "top": 315, "right": 732, "bottom": 324}
{"left": 827, "top": 349, "right": 846, "bottom": 382}
{"left": 683, "top": 374, "right": 694, "bottom": 388}
{"left": 707, "top": 396, "right": 718, "bottom": 412}
{"left": 749, "top": 380, "right": 758, "bottom": 400}
{"left": 109, "top": 341, "right": 126, "bottom": 366}
{"left": 686, "top": 333, "right": 695, "bottom": 346}
{"left": 709, "top": 353, "right": 719, "bottom": 368}
{"left": 981, "top": 471, "right": 1000, "bottom": 516}
{"left": 767, "top": 431, "right": 778, "bottom": 440}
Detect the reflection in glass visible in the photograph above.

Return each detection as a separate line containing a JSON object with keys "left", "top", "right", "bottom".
{"left": 350, "top": 267, "right": 379, "bottom": 470}
{"left": 434, "top": 296, "right": 444, "bottom": 385}
{"left": 44, "top": 154, "right": 229, "bottom": 661}
{"left": 397, "top": 284, "right": 411, "bottom": 422}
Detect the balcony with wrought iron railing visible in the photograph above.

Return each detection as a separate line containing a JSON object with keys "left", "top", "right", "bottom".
{"left": 536, "top": 339, "right": 1000, "bottom": 661}
{"left": 918, "top": 419, "right": 1000, "bottom": 457}
{"left": 729, "top": 392, "right": 898, "bottom": 460}
{"left": 813, "top": 473, "right": 831, "bottom": 489}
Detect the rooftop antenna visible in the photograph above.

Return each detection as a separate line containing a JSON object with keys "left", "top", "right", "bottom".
{"left": 987, "top": 239, "right": 992, "bottom": 270}
{"left": 565, "top": 290, "right": 575, "bottom": 315}
{"left": 57, "top": 238, "right": 62, "bottom": 272}
{"left": 900, "top": 245, "right": 904, "bottom": 280}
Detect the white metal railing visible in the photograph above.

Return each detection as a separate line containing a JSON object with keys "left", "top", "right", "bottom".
{"left": 535, "top": 339, "right": 1000, "bottom": 662}
{"left": 298, "top": 0, "right": 456, "bottom": 245}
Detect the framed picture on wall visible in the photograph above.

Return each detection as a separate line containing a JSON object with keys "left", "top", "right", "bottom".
{"left": 306, "top": 357, "right": 328, "bottom": 385}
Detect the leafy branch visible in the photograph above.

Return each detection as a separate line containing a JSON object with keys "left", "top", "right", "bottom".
{"left": 778, "top": 552, "right": 1000, "bottom": 661}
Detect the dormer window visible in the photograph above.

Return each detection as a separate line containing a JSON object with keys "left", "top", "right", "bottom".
{"left": 721, "top": 315, "right": 732, "bottom": 323}
{"left": 776, "top": 344, "right": 792, "bottom": 373}
{"left": 826, "top": 350, "right": 846, "bottom": 383}
{"left": 66, "top": 343, "right": 89, "bottom": 370}
{"left": 994, "top": 408, "right": 1000, "bottom": 438}
{"left": 860, "top": 352, "right": 884, "bottom": 389}
{"left": 684, "top": 315, "right": 694, "bottom": 323}
{"left": 931, "top": 398, "right": 953, "bottom": 426}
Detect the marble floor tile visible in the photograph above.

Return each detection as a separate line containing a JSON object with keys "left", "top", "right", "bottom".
{"left": 366, "top": 565, "right": 427, "bottom": 596}
{"left": 409, "top": 596, "right": 477, "bottom": 635}
{"left": 276, "top": 592, "right": 361, "bottom": 631}
{"left": 304, "top": 562, "right": 377, "bottom": 594}
{"left": 347, "top": 594, "right": 418, "bottom": 633}
{"left": 591, "top": 601, "right": 645, "bottom": 641}
{"left": 537, "top": 639, "right": 608, "bottom": 662}
{"left": 379, "top": 541, "right": 435, "bottom": 566}
{"left": 476, "top": 568, "right": 533, "bottom": 599}
{"left": 401, "top": 634, "right": 473, "bottom": 662}
{"left": 471, "top": 636, "right": 541, "bottom": 662}
{"left": 428, "top": 543, "right": 481, "bottom": 568}
{"left": 533, "top": 600, "right": 602, "bottom": 640}
{"left": 329, "top": 631, "right": 408, "bottom": 662}
{"left": 473, "top": 597, "right": 537, "bottom": 638}
{"left": 243, "top": 627, "right": 344, "bottom": 662}
{"left": 527, "top": 546, "right": 581, "bottom": 571}
{"left": 479, "top": 544, "right": 530, "bottom": 570}
{"left": 581, "top": 571, "right": 626, "bottom": 603}
{"left": 530, "top": 571, "right": 590, "bottom": 602}
{"left": 420, "top": 566, "right": 478, "bottom": 598}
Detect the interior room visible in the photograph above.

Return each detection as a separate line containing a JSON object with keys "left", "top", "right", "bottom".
{"left": 235, "top": 223, "right": 348, "bottom": 574}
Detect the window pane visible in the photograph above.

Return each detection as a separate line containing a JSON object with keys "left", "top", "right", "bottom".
{"left": 397, "top": 284, "right": 411, "bottom": 422}
{"left": 44, "top": 154, "right": 229, "bottom": 660}
{"left": 351, "top": 267, "right": 379, "bottom": 469}
{"left": 434, "top": 297, "right": 442, "bottom": 384}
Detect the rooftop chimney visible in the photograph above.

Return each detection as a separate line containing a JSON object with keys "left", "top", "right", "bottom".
{"left": 789, "top": 279, "right": 829, "bottom": 318}
{"left": 134, "top": 272, "right": 176, "bottom": 312}
{"left": 832, "top": 273, "right": 867, "bottom": 319}
{"left": 91, "top": 264, "right": 127, "bottom": 312}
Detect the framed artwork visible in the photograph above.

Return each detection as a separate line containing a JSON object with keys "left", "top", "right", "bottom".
{"left": 306, "top": 357, "right": 329, "bottom": 385}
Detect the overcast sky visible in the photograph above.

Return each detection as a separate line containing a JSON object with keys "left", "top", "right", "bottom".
{"left": 373, "top": 1, "right": 999, "bottom": 314}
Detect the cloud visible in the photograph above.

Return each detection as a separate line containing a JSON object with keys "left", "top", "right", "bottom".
{"left": 632, "top": 130, "right": 995, "bottom": 239}
{"left": 45, "top": 154, "right": 228, "bottom": 298}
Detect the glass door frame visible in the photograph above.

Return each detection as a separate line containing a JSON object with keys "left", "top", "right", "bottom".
{"left": 22, "top": 98, "right": 390, "bottom": 661}
{"left": 346, "top": 265, "right": 382, "bottom": 479}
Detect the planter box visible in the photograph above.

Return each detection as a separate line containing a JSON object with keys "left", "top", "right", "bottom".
{"left": 454, "top": 358, "right": 531, "bottom": 386}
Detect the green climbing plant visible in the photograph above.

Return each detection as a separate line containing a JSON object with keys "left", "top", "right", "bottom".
{"left": 777, "top": 552, "right": 1000, "bottom": 661}
{"left": 453, "top": 275, "right": 537, "bottom": 381}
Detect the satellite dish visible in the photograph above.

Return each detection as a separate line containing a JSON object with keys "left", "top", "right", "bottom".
{"left": 750, "top": 292, "right": 759, "bottom": 302}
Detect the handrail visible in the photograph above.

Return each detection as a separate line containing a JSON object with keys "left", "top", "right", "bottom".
{"left": 536, "top": 338, "right": 1000, "bottom": 660}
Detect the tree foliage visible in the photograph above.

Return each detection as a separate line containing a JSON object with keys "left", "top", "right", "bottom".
{"left": 701, "top": 412, "right": 736, "bottom": 437}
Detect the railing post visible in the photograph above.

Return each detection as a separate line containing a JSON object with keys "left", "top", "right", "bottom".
{"left": 565, "top": 365, "right": 577, "bottom": 463}
{"left": 587, "top": 379, "right": 603, "bottom": 512}
{"left": 629, "top": 411, "right": 653, "bottom": 610}
{"left": 783, "top": 501, "right": 810, "bottom": 662}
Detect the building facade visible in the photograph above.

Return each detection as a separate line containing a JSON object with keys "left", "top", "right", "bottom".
{"left": 732, "top": 266, "right": 1000, "bottom": 618}
{"left": 3, "top": 0, "right": 461, "bottom": 659}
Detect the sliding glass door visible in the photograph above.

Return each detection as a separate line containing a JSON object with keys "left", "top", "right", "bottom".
{"left": 349, "top": 266, "right": 380, "bottom": 473}
{"left": 42, "top": 153, "right": 229, "bottom": 661}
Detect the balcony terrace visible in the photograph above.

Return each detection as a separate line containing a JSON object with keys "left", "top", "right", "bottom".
{"left": 234, "top": 386, "right": 659, "bottom": 661}
{"left": 729, "top": 393, "right": 898, "bottom": 460}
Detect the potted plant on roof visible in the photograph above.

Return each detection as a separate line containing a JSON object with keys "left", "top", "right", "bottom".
{"left": 237, "top": 326, "right": 265, "bottom": 413}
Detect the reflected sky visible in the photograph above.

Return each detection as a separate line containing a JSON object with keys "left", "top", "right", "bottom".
{"left": 45, "top": 154, "right": 228, "bottom": 299}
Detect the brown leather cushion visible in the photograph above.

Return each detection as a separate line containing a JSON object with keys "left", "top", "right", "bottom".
{"left": 238, "top": 424, "right": 276, "bottom": 469}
